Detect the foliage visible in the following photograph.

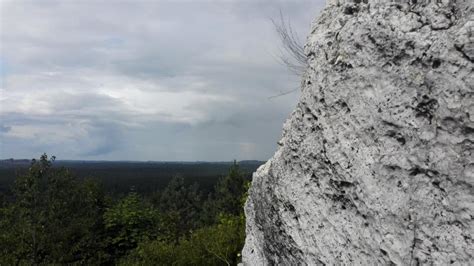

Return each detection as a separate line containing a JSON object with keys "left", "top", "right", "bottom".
{"left": 0, "top": 154, "right": 106, "bottom": 264}
{"left": 0, "top": 154, "right": 252, "bottom": 265}
{"left": 103, "top": 192, "right": 159, "bottom": 259}
{"left": 0, "top": 160, "right": 263, "bottom": 196}
{"left": 122, "top": 161, "right": 250, "bottom": 265}
{"left": 214, "top": 161, "right": 248, "bottom": 216}
{"left": 184, "top": 213, "right": 245, "bottom": 266}
{"left": 121, "top": 214, "right": 245, "bottom": 266}
{"left": 157, "top": 175, "right": 202, "bottom": 242}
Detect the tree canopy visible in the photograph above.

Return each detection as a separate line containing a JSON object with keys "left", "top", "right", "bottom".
{"left": 0, "top": 154, "right": 251, "bottom": 265}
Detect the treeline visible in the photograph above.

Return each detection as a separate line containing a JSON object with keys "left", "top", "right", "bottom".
{"left": 0, "top": 154, "right": 250, "bottom": 265}
{"left": 0, "top": 160, "right": 263, "bottom": 196}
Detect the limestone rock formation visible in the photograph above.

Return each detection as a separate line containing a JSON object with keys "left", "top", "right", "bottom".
{"left": 243, "top": 0, "right": 473, "bottom": 265}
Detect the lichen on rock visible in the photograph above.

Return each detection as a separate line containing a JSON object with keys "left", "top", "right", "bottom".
{"left": 242, "top": 0, "right": 473, "bottom": 265}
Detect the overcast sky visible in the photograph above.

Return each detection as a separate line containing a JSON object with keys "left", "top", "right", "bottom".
{"left": 0, "top": 0, "right": 324, "bottom": 161}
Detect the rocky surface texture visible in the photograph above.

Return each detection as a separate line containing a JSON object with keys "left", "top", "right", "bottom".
{"left": 243, "top": 0, "right": 473, "bottom": 265}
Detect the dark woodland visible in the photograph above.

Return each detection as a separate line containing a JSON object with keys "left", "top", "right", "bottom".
{"left": 0, "top": 154, "right": 262, "bottom": 265}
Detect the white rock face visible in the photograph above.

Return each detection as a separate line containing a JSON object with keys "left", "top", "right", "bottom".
{"left": 243, "top": 1, "right": 473, "bottom": 265}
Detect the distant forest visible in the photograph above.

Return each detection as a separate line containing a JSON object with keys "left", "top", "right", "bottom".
{"left": 0, "top": 158, "right": 263, "bottom": 195}
{"left": 0, "top": 155, "right": 263, "bottom": 265}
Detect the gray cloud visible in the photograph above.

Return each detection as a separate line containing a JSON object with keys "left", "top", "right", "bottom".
{"left": 0, "top": 0, "right": 324, "bottom": 160}
{"left": 0, "top": 125, "right": 11, "bottom": 133}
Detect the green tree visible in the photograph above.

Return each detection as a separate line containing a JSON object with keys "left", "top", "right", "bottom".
{"left": 158, "top": 175, "right": 202, "bottom": 242}
{"left": 103, "top": 192, "right": 159, "bottom": 259}
{"left": 122, "top": 163, "right": 251, "bottom": 266}
{"left": 0, "top": 154, "right": 106, "bottom": 264}
{"left": 213, "top": 161, "right": 247, "bottom": 216}
{"left": 122, "top": 214, "right": 245, "bottom": 266}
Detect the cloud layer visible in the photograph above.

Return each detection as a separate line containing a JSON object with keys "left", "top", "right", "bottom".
{"left": 0, "top": 0, "right": 324, "bottom": 161}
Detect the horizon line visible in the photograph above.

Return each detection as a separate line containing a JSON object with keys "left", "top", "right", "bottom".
{"left": 0, "top": 158, "right": 266, "bottom": 163}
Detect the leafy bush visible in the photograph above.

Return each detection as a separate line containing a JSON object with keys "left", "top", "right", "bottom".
{"left": 103, "top": 192, "right": 159, "bottom": 258}
{"left": 122, "top": 214, "right": 245, "bottom": 265}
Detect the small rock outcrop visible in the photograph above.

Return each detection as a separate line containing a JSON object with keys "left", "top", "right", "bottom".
{"left": 243, "top": 0, "right": 473, "bottom": 265}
